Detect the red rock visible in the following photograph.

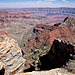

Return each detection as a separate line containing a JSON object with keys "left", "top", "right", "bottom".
{"left": 0, "top": 31, "right": 8, "bottom": 36}
{"left": 0, "top": 17, "right": 10, "bottom": 22}
{"left": 33, "top": 17, "right": 75, "bottom": 45}
{"left": 0, "top": 10, "right": 30, "bottom": 19}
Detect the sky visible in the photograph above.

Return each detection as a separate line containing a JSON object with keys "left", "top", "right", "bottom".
{"left": 0, "top": 0, "right": 75, "bottom": 8}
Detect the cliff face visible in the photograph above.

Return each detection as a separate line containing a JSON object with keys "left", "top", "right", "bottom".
{"left": 3, "top": 8, "right": 75, "bottom": 17}
{"left": 37, "top": 39, "right": 75, "bottom": 71}
{"left": 0, "top": 10, "right": 30, "bottom": 19}
{"left": 22, "top": 17, "right": 75, "bottom": 72}
{"left": 33, "top": 17, "right": 75, "bottom": 44}
{"left": 49, "top": 39, "right": 75, "bottom": 68}
{"left": 0, "top": 31, "right": 8, "bottom": 36}
{"left": 0, "top": 36, "right": 25, "bottom": 75}
{"left": 0, "top": 17, "right": 10, "bottom": 23}
{"left": 15, "top": 39, "right": 75, "bottom": 75}
{"left": 0, "top": 14, "right": 74, "bottom": 74}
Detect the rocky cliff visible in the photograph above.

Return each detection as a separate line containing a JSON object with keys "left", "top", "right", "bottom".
{"left": 0, "top": 10, "right": 30, "bottom": 19}
{"left": 0, "top": 17, "right": 10, "bottom": 23}
{"left": 22, "top": 17, "right": 75, "bottom": 71}
{"left": 37, "top": 39, "right": 75, "bottom": 71}
{"left": 33, "top": 17, "right": 75, "bottom": 44}
{"left": 3, "top": 8, "right": 75, "bottom": 17}
{"left": 0, "top": 35, "right": 25, "bottom": 75}
{"left": 15, "top": 39, "right": 75, "bottom": 75}
{"left": 49, "top": 39, "right": 75, "bottom": 72}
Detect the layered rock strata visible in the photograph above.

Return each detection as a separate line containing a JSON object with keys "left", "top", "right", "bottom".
{"left": 0, "top": 36, "right": 25, "bottom": 75}
{"left": 33, "top": 17, "right": 75, "bottom": 44}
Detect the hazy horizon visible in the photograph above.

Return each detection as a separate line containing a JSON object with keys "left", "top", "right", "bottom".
{"left": 0, "top": 0, "right": 75, "bottom": 8}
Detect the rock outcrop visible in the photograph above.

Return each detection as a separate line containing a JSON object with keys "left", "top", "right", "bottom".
{"left": 0, "top": 31, "right": 8, "bottom": 36}
{"left": 37, "top": 39, "right": 75, "bottom": 71}
{"left": 49, "top": 39, "right": 75, "bottom": 69}
{"left": 18, "top": 39, "right": 75, "bottom": 75}
{"left": 22, "top": 17, "right": 75, "bottom": 71}
{"left": 15, "top": 68, "right": 75, "bottom": 75}
{"left": 0, "top": 35, "right": 25, "bottom": 75}
{"left": 3, "top": 8, "right": 75, "bottom": 17}
{"left": 0, "top": 17, "right": 10, "bottom": 23}
{"left": 33, "top": 17, "right": 75, "bottom": 44}
{"left": 0, "top": 10, "right": 30, "bottom": 19}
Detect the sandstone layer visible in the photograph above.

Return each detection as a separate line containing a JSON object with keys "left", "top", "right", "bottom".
{"left": 0, "top": 36, "right": 25, "bottom": 75}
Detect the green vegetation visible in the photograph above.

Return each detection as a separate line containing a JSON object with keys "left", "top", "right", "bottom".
{"left": 73, "top": 43, "right": 75, "bottom": 45}
{"left": 20, "top": 27, "right": 35, "bottom": 48}
{"left": 22, "top": 32, "right": 51, "bottom": 70}
{"left": 23, "top": 45, "right": 51, "bottom": 70}
{"left": 67, "top": 41, "right": 70, "bottom": 44}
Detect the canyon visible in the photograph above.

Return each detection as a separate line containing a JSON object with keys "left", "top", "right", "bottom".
{"left": 21, "top": 17, "right": 75, "bottom": 74}
{"left": 0, "top": 8, "right": 75, "bottom": 75}
{"left": 0, "top": 36, "right": 75, "bottom": 75}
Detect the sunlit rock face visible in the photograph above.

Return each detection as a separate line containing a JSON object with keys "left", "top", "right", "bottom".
{"left": 0, "top": 36, "right": 25, "bottom": 75}
{"left": 33, "top": 17, "right": 75, "bottom": 45}
{"left": 14, "top": 68, "right": 75, "bottom": 75}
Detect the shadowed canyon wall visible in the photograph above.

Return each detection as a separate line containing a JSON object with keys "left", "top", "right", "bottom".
{"left": 38, "top": 39, "right": 75, "bottom": 72}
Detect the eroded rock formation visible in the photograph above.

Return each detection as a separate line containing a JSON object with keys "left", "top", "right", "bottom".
{"left": 33, "top": 17, "right": 75, "bottom": 45}
{"left": 49, "top": 39, "right": 75, "bottom": 68}
{"left": 17, "top": 39, "right": 75, "bottom": 75}
{"left": 22, "top": 17, "right": 75, "bottom": 71}
{"left": 0, "top": 35, "right": 25, "bottom": 75}
{"left": 37, "top": 39, "right": 75, "bottom": 70}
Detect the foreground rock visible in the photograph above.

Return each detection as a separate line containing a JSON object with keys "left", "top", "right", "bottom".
{"left": 48, "top": 39, "right": 75, "bottom": 72}
{"left": 15, "top": 68, "right": 75, "bottom": 75}
{"left": 0, "top": 35, "right": 25, "bottom": 75}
